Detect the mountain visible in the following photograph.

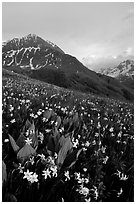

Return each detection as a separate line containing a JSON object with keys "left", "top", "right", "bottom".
{"left": 98, "top": 60, "right": 134, "bottom": 89}
{"left": 2, "top": 34, "right": 134, "bottom": 101}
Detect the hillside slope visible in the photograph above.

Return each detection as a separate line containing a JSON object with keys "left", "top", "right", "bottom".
{"left": 2, "top": 34, "right": 134, "bottom": 101}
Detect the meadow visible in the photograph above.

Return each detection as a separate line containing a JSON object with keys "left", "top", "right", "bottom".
{"left": 2, "top": 69, "right": 134, "bottom": 202}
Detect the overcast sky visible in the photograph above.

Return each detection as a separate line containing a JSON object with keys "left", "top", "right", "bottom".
{"left": 2, "top": 2, "right": 134, "bottom": 69}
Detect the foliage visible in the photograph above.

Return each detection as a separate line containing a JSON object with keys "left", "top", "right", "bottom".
{"left": 2, "top": 69, "right": 134, "bottom": 202}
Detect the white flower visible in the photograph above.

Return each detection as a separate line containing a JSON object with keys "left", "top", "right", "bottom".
{"left": 38, "top": 153, "right": 45, "bottom": 160}
{"left": 29, "top": 156, "right": 35, "bottom": 165}
{"left": 64, "top": 171, "right": 70, "bottom": 181}
{"left": 30, "top": 113, "right": 35, "bottom": 118}
{"left": 109, "top": 127, "right": 114, "bottom": 132}
{"left": 78, "top": 186, "right": 89, "bottom": 197}
{"left": 117, "top": 188, "right": 123, "bottom": 197}
{"left": 18, "top": 163, "right": 24, "bottom": 173}
{"left": 103, "top": 156, "right": 109, "bottom": 164}
{"left": 10, "top": 119, "right": 16, "bottom": 123}
{"left": 54, "top": 152, "right": 58, "bottom": 159}
{"left": 72, "top": 139, "right": 79, "bottom": 148}
{"left": 42, "top": 168, "right": 51, "bottom": 180}
{"left": 45, "top": 129, "right": 52, "bottom": 133}
{"left": 4, "top": 139, "right": 9, "bottom": 143}
{"left": 84, "top": 178, "right": 89, "bottom": 184}
{"left": 85, "top": 197, "right": 91, "bottom": 202}
{"left": 50, "top": 166, "right": 57, "bottom": 177}
{"left": 25, "top": 138, "right": 32, "bottom": 145}
{"left": 23, "top": 169, "right": 33, "bottom": 180}
{"left": 85, "top": 141, "right": 90, "bottom": 147}
{"left": 74, "top": 172, "right": 81, "bottom": 180}
{"left": 42, "top": 117, "right": 48, "bottom": 122}
{"left": 29, "top": 172, "right": 38, "bottom": 183}
{"left": 120, "top": 173, "right": 128, "bottom": 181}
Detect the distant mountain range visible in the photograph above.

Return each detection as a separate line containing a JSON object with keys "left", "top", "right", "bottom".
{"left": 97, "top": 59, "right": 134, "bottom": 90}
{"left": 2, "top": 34, "right": 134, "bottom": 101}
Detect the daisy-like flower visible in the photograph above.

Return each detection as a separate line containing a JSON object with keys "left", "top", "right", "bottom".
{"left": 117, "top": 188, "right": 123, "bottom": 197}
{"left": 42, "top": 168, "right": 51, "bottom": 180}
{"left": 10, "top": 119, "right": 16, "bottom": 123}
{"left": 85, "top": 197, "right": 91, "bottom": 202}
{"left": 29, "top": 156, "right": 35, "bottom": 165}
{"left": 74, "top": 172, "right": 81, "bottom": 180}
{"left": 30, "top": 113, "right": 35, "bottom": 118}
{"left": 23, "top": 169, "right": 33, "bottom": 180}
{"left": 103, "top": 156, "right": 109, "bottom": 164}
{"left": 42, "top": 117, "right": 48, "bottom": 122}
{"left": 109, "top": 127, "right": 114, "bottom": 132}
{"left": 4, "top": 139, "right": 9, "bottom": 143}
{"left": 64, "top": 171, "right": 70, "bottom": 181}
{"left": 29, "top": 172, "right": 38, "bottom": 183}
{"left": 78, "top": 186, "right": 89, "bottom": 197}
{"left": 18, "top": 163, "right": 24, "bottom": 173}
{"left": 85, "top": 141, "right": 90, "bottom": 147}
{"left": 50, "top": 166, "right": 57, "bottom": 177}
{"left": 25, "top": 138, "right": 32, "bottom": 145}
{"left": 38, "top": 153, "right": 45, "bottom": 160}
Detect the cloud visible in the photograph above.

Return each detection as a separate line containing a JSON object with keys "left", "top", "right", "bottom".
{"left": 82, "top": 52, "right": 134, "bottom": 71}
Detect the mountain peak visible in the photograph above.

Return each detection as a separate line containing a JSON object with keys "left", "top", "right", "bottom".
{"left": 3, "top": 34, "right": 65, "bottom": 54}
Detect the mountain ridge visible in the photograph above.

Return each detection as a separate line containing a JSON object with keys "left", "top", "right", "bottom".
{"left": 2, "top": 34, "right": 134, "bottom": 102}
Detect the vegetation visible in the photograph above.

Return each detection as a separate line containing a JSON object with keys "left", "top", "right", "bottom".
{"left": 2, "top": 69, "right": 134, "bottom": 202}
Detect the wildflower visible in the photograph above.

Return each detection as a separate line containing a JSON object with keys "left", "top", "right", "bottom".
{"left": 45, "top": 129, "right": 52, "bottom": 133}
{"left": 30, "top": 113, "right": 35, "bottom": 118}
{"left": 25, "top": 138, "right": 32, "bottom": 145}
{"left": 29, "top": 172, "right": 38, "bottom": 183}
{"left": 85, "top": 197, "right": 91, "bottom": 202}
{"left": 42, "top": 117, "right": 48, "bottom": 122}
{"left": 91, "top": 186, "right": 99, "bottom": 200}
{"left": 120, "top": 173, "right": 128, "bottom": 181}
{"left": 29, "top": 156, "right": 35, "bottom": 165}
{"left": 23, "top": 169, "right": 33, "bottom": 180}
{"left": 64, "top": 171, "right": 70, "bottom": 181}
{"left": 50, "top": 166, "right": 57, "bottom": 177}
{"left": 25, "top": 130, "right": 29, "bottom": 137}
{"left": 4, "top": 139, "right": 9, "bottom": 143}
{"left": 38, "top": 153, "right": 45, "bottom": 160}
{"left": 74, "top": 172, "right": 81, "bottom": 180}
{"left": 18, "top": 163, "right": 24, "bottom": 173}
{"left": 92, "top": 140, "right": 96, "bottom": 145}
{"left": 85, "top": 141, "right": 90, "bottom": 147}
{"left": 42, "top": 168, "right": 51, "bottom": 180}
{"left": 101, "top": 146, "right": 106, "bottom": 153}
{"left": 83, "top": 168, "right": 87, "bottom": 172}
{"left": 10, "top": 119, "right": 16, "bottom": 123}
{"left": 95, "top": 133, "right": 99, "bottom": 137}
{"left": 109, "top": 127, "right": 114, "bottom": 132}
{"left": 117, "top": 188, "right": 123, "bottom": 197}
{"left": 84, "top": 178, "right": 89, "bottom": 184}
{"left": 54, "top": 152, "right": 58, "bottom": 159}
{"left": 72, "top": 139, "right": 79, "bottom": 148}
{"left": 78, "top": 186, "right": 89, "bottom": 197}
{"left": 103, "top": 156, "right": 109, "bottom": 164}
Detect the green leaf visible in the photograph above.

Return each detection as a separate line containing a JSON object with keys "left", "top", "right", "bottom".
{"left": 16, "top": 132, "right": 26, "bottom": 148}
{"left": 2, "top": 161, "right": 7, "bottom": 184}
{"left": 57, "top": 136, "right": 73, "bottom": 166}
{"left": 9, "top": 134, "right": 20, "bottom": 152}
{"left": 55, "top": 116, "right": 61, "bottom": 129}
{"left": 17, "top": 144, "right": 36, "bottom": 162}
{"left": 43, "top": 109, "right": 54, "bottom": 120}
{"left": 22, "top": 119, "right": 31, "bottom": 132}
{"left": 62, "top": 149, "right": 82, "bottom": 169}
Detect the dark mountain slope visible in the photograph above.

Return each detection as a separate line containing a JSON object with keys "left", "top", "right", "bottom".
{"left": 2, "top": 34, "right": 134, "bottom": 102}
